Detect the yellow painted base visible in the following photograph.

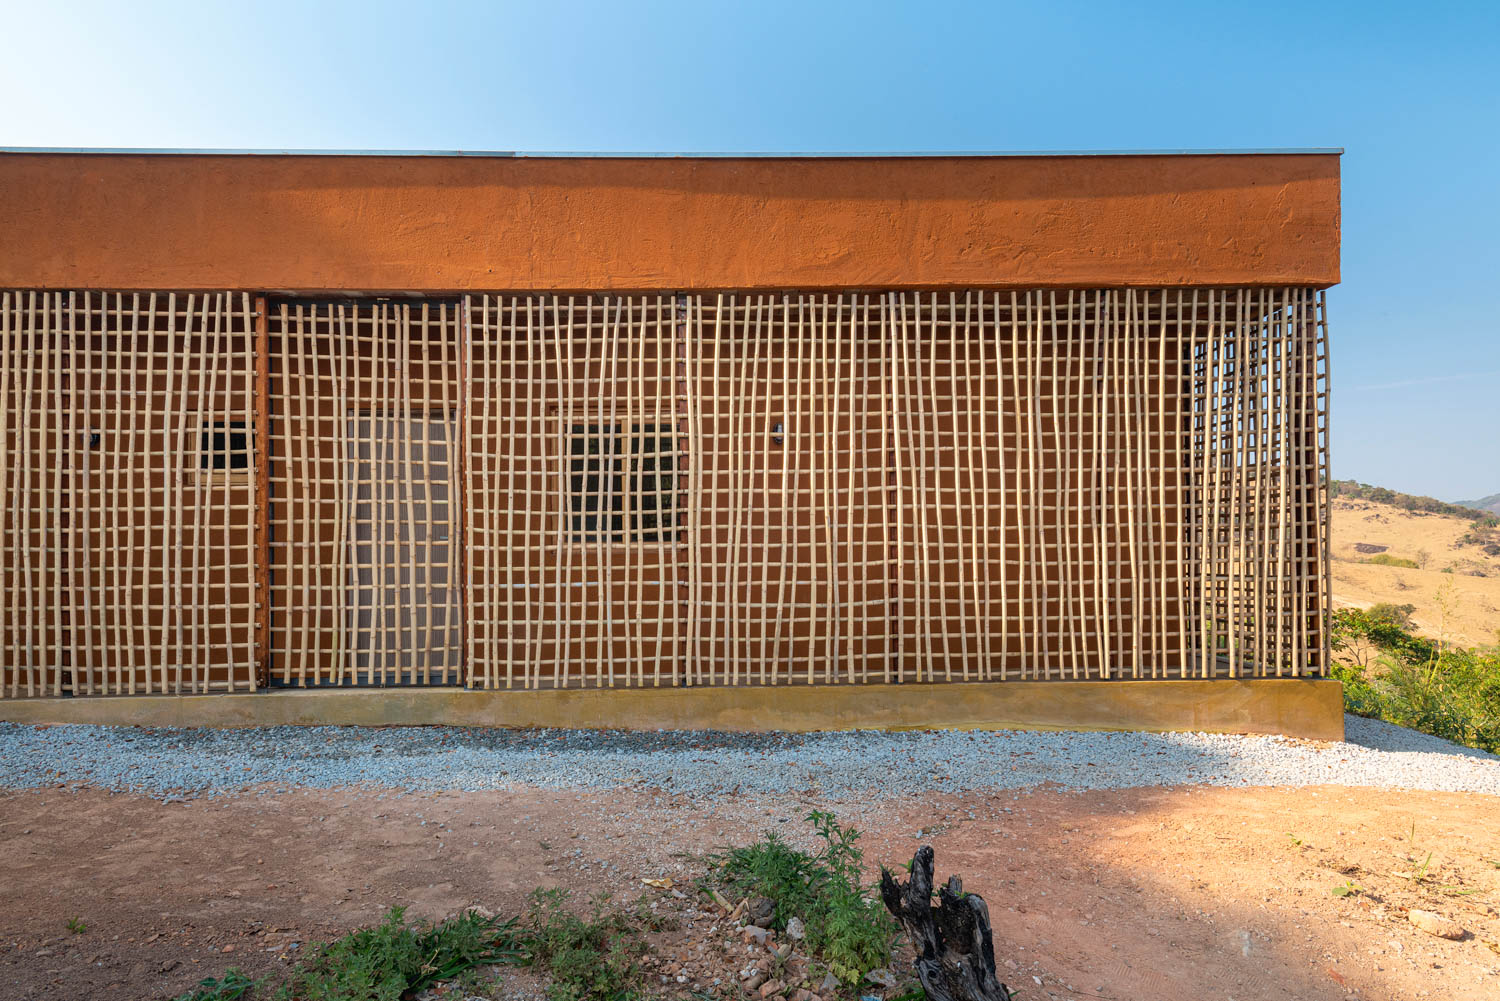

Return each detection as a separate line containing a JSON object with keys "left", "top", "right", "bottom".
{"left": 0, "top": 679, "right": 1345, "bottom": 740}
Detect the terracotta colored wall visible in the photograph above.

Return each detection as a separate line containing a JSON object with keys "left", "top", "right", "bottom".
{"left": 0, "top": 153, "right": 1340, "bottom": 292}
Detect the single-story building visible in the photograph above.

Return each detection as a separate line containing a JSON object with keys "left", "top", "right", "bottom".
{"left": 0, "top": 148, "right": 1341, "bottom": 736}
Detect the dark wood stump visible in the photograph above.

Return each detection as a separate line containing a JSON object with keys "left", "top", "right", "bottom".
{"left": 880, "top": 846, "right": 1013, "bottom": 1001}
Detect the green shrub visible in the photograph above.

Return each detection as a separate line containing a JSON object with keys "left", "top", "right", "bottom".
{"left": 709, "top": 810, "right": 898, "bottom": 982}
{"left": 522, "top": 888, "right": 650, "bottom": 1001}
{"left": 1332, "top": 610, "right": 1500, "bottom": 754}
{"left": 1367, "top": 603, "right": 1417, "bottom": 628}
{"left": 174, "top": 969, "right": 258, "bottom": 1001}
{"left": 274, "top": 907, "right": 524, "bottom": 1001}
{"left": 1365, "top": 554, "right": 1421, "bottom": 569}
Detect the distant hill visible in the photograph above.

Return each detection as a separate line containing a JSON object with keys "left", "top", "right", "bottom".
{"left": 1457, "top": 492, "right": 1500, "bottom": 516}
{"left": 1329, "top": 480, "right": 1494, "bottom": 521}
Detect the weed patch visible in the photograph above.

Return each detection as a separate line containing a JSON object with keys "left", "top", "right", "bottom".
{"left": 270, "top": 906, "right": 524, "bottom": 1001}
{"left": 522, "top": 888, "right": 653, "bottom": 1001}
{"left": 709, "top": 810, "right": 898, "bottom": 982}
{"left": 173, "top": 968, "right": 258, "bottom": 1001}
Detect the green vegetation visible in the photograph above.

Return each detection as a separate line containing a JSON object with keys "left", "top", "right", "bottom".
{"left": 522, "top": 888, "right": 654, "bottom": 1001}
{"left": 168, "top": 892, "right": 666, "bottom": 1001}
{"left": 1332, "top": 607, "right": 1500, "bottom": 753}
{"left": 172, "top": 969, "right": 258, "bottom": 1001}
{"left": 166, "top": 811, "right": 902, "bottom": 1001}
{"left": 1330, "top": 879, "right": 1363, "bottom": 898}
{"left": 65, "top": 916, "right": 86, "bottom": 935}
{"left": 708, "top": 810, "right": 898, "bottom": 982}
{"left": 173, "top": 907, "right": 525, "bottom": 1001}
{"left": 272, "top": 907, "right": 524, "bottom": 1001}
{"left": 1364, "top": 554, "right": 1421, "bottom": 569}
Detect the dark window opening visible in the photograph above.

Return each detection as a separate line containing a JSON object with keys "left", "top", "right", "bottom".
{"left": 200, "top": 420, "right": 252, "bottom": 471}
{"left": 566, "top": 421, "right": 680, "bottom": 544}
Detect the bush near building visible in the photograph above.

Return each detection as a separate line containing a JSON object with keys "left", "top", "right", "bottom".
{"left": 1331, "top": 607, "right": 1500, "bottom": 754}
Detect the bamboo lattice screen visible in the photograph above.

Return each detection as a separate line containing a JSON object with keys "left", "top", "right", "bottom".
{"left": 0, "top": 291, "right": 258, "bottom": 697}
{"left": 0, "top": 287, "right": 1329, "bottom": 696}
{"left": 268, "top": 301, "right": 463, "bottom": 686}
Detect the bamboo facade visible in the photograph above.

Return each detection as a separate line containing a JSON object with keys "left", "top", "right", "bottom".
{"left": 0, "top": 287, "right": 1329, "bottom": 697}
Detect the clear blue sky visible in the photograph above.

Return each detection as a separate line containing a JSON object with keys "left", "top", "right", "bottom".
{"left": 4, "top": 1, "right": 1497, "bottom": 501}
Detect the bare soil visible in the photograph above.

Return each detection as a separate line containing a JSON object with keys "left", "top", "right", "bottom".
{"left": 2, "top": 783, "right": 1498, "bottom": 1001}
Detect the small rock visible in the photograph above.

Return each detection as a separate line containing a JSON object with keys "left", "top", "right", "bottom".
{"left": 742, "top": 925, "right": 771, "bottom": 946}
{"left": 818, "top": 972, "right": 839, "bottom": 992}
{"left": 749, "top": 897, "right": 777, "bottom": 929}
{"left": 759, "top": 979, "right": 785, "bottom": 999}
{"left": 791, "top": 990, "right": 813, "bottom": 1001}
{"left": 785, "top": 916, "right": 806, "bottom": 941}
{"left": 221, "top": 945, "right": 235, "bottom": 954}
{"left": 1409, "top": 910, "right": 1465, "bottom": 940}
{"left": 864, "top": 967, "right": 896, "bottom": 987}
{"left": 744, "top": 973, "right": 767, "bottom": 990}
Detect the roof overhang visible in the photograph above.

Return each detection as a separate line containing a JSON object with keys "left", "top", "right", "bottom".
{"left": 0, "top": 149, "right": 1341, "bottom": 292}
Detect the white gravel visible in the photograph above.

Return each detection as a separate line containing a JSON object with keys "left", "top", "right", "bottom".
{"left": 0, "top": 715, "right": 1495, "bottom": 801}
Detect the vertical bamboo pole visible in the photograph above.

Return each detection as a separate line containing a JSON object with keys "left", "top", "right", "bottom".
{"left": 557, "top": 296, "right": 577, "bottom": 689}
{"left": 71, "top": 291, "right": 97, "bottom": 694}
{"left": 0, "top": 293, "right": 11, "bottom": 698}
{"left": 1315, "top": 289, "right": 1331, "bottom": 675}
{"left": 253, "top": 295, "right": 271, "bottom": 688}
{"left": 18, "top": 293, "right": 38, "bottom": 693}
{"left": 457, "top": 296, "right": 473, "bottom": 687}
{"left": 682, "top": 294, "right": 701, "bottom": 686}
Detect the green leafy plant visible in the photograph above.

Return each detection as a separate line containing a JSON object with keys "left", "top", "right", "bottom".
{"left": 173, "top": 968, "right": 258, "bottom": 1001}
{"left": 1331, "top": 880, "right": 1363, "bottom": 898}
{"left": 1365, "top": 554, "right": 1421, "bottom": 569}
{"left": 273, "top": 906, "right": 524, "bottom": 1001}
{"left": 709, "top": 811, "right": 898, "bottom": 983}
{"left": 1331, "top": 609, "right": 1500, "bottom": 753}
{"left": 522, "top": 888, "right": 650, "bottom": 1001}
{"left": 65, "top": 916, "right": 86, "bottom": 935}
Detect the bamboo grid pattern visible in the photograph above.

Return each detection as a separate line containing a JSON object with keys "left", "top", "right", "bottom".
{"left": 268, "top": 301, "right": 463, "bottom": 686}
{"left": 0, "top": 291, "right": 258, "bottom": 697}
{"left": 462, "top": 288, "right": 1329, "bottom": 688}
{"left": 0, "top": 287, "right": 1328, "bottom": 695}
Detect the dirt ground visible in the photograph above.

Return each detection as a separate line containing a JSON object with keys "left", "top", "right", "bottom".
{"left": 3, "top": 783, "right": 1499, "bottom": 1001}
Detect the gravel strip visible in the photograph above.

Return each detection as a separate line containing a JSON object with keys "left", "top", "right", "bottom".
{"left": 0, "top": 715, "right": 1495, "bottom": 801}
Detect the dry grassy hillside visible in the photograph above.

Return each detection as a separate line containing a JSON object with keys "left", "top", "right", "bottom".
{"left": 1331, "top": 497, "right": 1500, "bottom": 647}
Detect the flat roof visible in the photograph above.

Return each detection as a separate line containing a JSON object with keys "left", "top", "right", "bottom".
{"left": 0, "top": 146, "right": 1344, "bottom": 158}
{"left": 0, "top": 149, "right": 1341, "bottom": 290}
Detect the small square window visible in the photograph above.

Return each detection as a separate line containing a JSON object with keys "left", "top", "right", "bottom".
{"left": 200, "top": 420, "right": 252, "bottom": 472}
{"left": 566, "top": 421, "right": 680, "bottom": 544}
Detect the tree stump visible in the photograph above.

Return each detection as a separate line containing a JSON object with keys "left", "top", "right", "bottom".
{"left": 880, "top": 846, "right": 1013, "bottom": 1001}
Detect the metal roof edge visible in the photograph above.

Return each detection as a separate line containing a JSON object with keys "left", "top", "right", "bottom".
{"left": 0, "top": 146, "right": 1345, "bottom": 158}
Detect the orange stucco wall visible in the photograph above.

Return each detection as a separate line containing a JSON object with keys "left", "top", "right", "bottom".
{"left": 0, "top": 152, "right": 1339, "bottom": 292}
